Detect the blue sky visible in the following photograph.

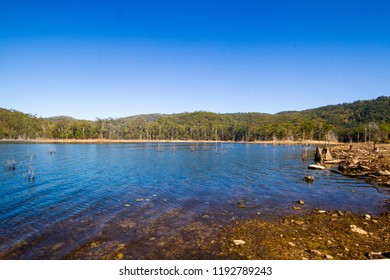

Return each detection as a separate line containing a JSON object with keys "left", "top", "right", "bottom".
{"left": 1, "top": 0, "right": 389, "bottom": 120}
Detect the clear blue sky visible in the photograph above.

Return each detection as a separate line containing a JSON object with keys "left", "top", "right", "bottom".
{"left": 1, "top": 0, "right": 389, "bottom": 120}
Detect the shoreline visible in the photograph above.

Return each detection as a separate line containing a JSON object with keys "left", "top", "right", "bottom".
{"left": 329, "top": 143, "right": 390, "bottom": 187}
{"left": 58, "top": 209, "right": 390, "bottom": 260}
{"left": 0, "top": 138, "right": 341, "bottom": 145}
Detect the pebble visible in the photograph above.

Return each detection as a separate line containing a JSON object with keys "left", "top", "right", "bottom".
{"left": 318, "top": 210, "right": 326, "bottom": 214}
{"left": 233, "top": 240, "right": 246, "bottom": 246}
{"left": 292, "top": 206, "right": 301, "bottom": 210}
{"left": 350, "top": 225, "right": 368, "bottom": 235}
{"left": 309, "top": 249, "right": 322, "bottom": 256}
{"left": 364, "top": 214, "right": 371, "bottom": 220}
{"left": 298, "top": 200, "right": 305, "bottom": 205}
{"left": 288, "top": 242, "right": 296, "bottom": 247}
{"left": 115, "top": 253, "right": 124, "bottom": 260}
{"left": 324, "top": 254, "right": 334, "bottom": 260}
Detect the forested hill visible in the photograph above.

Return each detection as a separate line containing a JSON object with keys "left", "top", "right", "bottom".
{"left": 1, "top": 96, "right": 389, "bottom": 142}
{"left": 303, "top": 96, "right": 390, "bottom": 127}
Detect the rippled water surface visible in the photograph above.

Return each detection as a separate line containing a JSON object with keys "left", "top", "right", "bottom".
{"left": 0, "top": 143, "right": 388, "bottom": 259}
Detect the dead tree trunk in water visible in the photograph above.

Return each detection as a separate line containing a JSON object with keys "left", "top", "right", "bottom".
{"left": 314, "top": 147, "right": 323, "bottom": 162}
{"left": 314, "top": 146, "right": 333, "bottom": 162}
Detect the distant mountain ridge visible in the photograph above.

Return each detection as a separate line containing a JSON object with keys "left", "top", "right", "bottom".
{"left": 45, "top": 116, "right": 78, "bottom": 122}
{"left": 119, "top": 113, "right": 166, "bottom": 123}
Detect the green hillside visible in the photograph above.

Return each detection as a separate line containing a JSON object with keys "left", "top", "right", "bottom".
{"left": 1, "top": 96, "right": 389, "bottom": 142}
{"left": 303, "top": 96, "right": 390, "bottom": 127}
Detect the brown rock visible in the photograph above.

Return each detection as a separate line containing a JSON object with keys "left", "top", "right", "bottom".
{"left": 303, "top": 176, "right": 314, "bottom": 183}
{"left": 309, "top": 249, "right": 322, "bottom": 256}
{"left": 233, "top": 240, "right": 246, "bottom": 246}
{"left": 350, "top": 225, "right": 368, "bottom": 235}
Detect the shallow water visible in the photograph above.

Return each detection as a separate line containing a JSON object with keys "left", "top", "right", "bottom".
{"left": 0, "top": 143, "right": 388, "bottom": 259}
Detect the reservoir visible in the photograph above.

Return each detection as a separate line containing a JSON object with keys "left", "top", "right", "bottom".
{"left": 0, "top": 143, "right": 388, "bottom": 259}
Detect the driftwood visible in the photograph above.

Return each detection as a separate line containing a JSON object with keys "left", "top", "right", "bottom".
{"left": 308, "top": 164, "right": 326, "bottom": 170}
{"left": 323, "top": 159, "right": 344, "bottom": 164}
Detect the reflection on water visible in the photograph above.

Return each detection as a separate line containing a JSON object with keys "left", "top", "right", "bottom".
{"left": 0, "top": 143, "right": 388, "bottom": 259}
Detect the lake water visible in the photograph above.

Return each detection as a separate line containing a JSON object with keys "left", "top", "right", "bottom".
{"left": 0, "top": 143, "right": 389, "bottom": 259}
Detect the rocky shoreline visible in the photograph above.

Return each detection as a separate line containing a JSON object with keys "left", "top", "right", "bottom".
{"left": 329, "top": 143, "right": 390, "bottom": 187}
{"left": 209, "top": 210, "right": 390, "bottom": 260}
{"left": 62, "top": 209, "right": 390, "bottom": 260}
{"left": 212, "top": 143, "right": 390, "bottom": 260}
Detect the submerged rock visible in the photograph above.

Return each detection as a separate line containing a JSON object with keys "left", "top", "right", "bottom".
{"left": 303, "top": 176, "right": 314, "bottom": 183}
{"left": 237, "top": 200, "right": 247, "bottom": 208}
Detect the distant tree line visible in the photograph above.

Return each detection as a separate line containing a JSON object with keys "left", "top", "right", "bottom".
{"left": 1, "top": 96, "right": 389, "bottom": 142}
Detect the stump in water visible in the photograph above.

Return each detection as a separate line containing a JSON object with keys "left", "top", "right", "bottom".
{"left": 314, "top": 146, "right": 333, "bottom": 162}
{"left": 314, "top": 147, "right": 323, "bottom": 162}
{"left": 324, "top": 147, "right": 333, "bottom": 161}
